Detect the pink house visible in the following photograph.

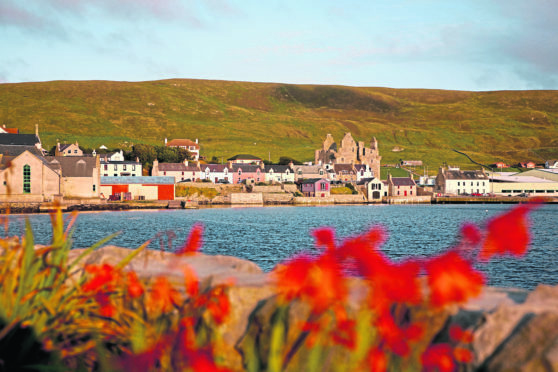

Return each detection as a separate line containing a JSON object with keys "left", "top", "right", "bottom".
{"left": 232, "top": 164, "right": 264, "bottom": 184}
{"left": 297, "top": 178, "right": 330, "bottom": 197}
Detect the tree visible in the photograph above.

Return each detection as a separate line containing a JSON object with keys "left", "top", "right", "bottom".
{"left": 278, "top": 156, "right": 302, "bottom": 165}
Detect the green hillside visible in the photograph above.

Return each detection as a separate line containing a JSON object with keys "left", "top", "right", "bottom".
{"left": 1, "top": 79, "right": 558, "bottom": 172}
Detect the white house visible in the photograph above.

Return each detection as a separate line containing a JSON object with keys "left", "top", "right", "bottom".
{"left": 359, "top": 177, "right": 386, "bottom": 201}
{"left": 354, "top": 164, "right": 374, "bottom": 182}
{"left": 165, "top": 138, "right": 200, "bottom": 161}
{"left": 100, "top": 159, "right": 142, "bottom": 177}
{"left": 200, "top": 164, "right": 233, "bottom": 183}
{"left": 435, "top": 167, "right": 489, "bottom": 195}
{"left": 545, "top": 159, "right": 558, "bottom": 169}
{"left": 264, "top": 165, "right": 295, "bottom": 183}
{"left": 152, "top": 159, "right": 200, "bottom": 183}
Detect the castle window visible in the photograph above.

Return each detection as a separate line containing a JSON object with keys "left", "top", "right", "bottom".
{"left": 23, "top": 165, "right": 31, "bottom": 193}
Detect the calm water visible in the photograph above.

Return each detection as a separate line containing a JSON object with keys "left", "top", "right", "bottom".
{"left": 4, "top": 204, "right": 557, "bottom": 290}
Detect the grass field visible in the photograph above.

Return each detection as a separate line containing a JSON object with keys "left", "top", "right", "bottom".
{"left": 1, "top": 79, "right": 557, "bottom": 172}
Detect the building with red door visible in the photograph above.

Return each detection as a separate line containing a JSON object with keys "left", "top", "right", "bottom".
{"left": 100, "top": 176, "right": 175, "bottom": 200}
{"left": 387, "top": 174, "right": 417, "bottom": 197}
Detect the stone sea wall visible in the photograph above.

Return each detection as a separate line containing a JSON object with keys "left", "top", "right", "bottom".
{"left": 69, "top": 246, "right": 558, "bottom": 372}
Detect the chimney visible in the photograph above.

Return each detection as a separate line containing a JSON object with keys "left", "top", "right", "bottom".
{"left": 135, "top": 157, "right": 139, "bottom": 163}
{"left": 195, "top": 138, "right": 198, "bottom": 144}
{"left": 183, "top": 159, "right": 189, "bottom": 166}
{"left": 152, "top": 159, "right": 159, "bottom": 176}
{"left": 35, "top": 123, "right": 39, "bottom": 137}
{"left": 164, "top": 138, "right": 167, "bottom": 145}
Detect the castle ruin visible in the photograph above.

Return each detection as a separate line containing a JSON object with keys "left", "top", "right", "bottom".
{"left": 315, "top": 132, "right": 381, "bottom": 178}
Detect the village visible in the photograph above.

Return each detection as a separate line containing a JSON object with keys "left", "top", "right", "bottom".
{"left": 1, "top": 124, "right": 558, "bottom": 211}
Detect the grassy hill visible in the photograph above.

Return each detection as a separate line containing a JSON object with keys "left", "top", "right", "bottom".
{"left": 1, "top": 79, "right": 557, "bottom": 173}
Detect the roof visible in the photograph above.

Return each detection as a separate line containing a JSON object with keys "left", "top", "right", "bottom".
{"left": 0, "top": 127, "right": 19, "bottom": 134}
{"left": 232, "top": 164, "right": 261, "bottom": 172}
{"left": 294, "top": 165, "right": 324, "bottom": 173}
{"left": 391, "top": 177, "right": 416, "bottom": 186}
{"left": 46, "top": 156, "right": 97, "bottom": 177}
{"left": 264, "top": 165, "right": 291, "bottom": 173}
{"left": 59, "top": 143, "right": 80, "bottom": 151}
{"left": 0, "top": 145, "right": 51, "bottom": 170}
{"left": 100, "top": 160, "right": 140, "bottom": 165}
{"left": 354, "top": 164, "right": 369, "bottom": 171}
{"left": 201, "top": 164, "right": 230, "bottom": 172}
{"left": 166, "top": 139, "right": 200, "bottom": 149}
{"left": 102, "top": 176, "right": 175, "bottom": 185}
{"left": 444, "top": 169, "right": 489, "bottom": 180}
{"left": 0, "top": 144, "right": 43, "bottom": 158}
{"left": 357, "top": 177, "right": 380, "bottom": 185}
{"left": 297, "top": 178, "right": 329, "bottom": 184}
{"left": 0, "top": 134, "right": 40, "bottom": 146}
{"left": 334, "top": 164, "right": 355, "bottom": 173}
{"left": 158, "top": 163, "right": 199, "bottom": 172}
{"left": 227, "top": 154, "right": 261, "bottom": 161}
{"left": 491, "top": 175, "right": 554, "bottom": 183}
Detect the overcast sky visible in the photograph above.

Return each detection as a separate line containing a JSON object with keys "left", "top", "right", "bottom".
{"left": 1, "top": 0, "right": 557, "bottom": 91}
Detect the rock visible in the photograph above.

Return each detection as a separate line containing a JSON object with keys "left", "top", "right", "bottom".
{"left": 482, "top": 312, "right": 558, "bottom": 372}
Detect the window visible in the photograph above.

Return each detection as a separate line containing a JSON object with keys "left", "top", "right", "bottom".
{"left": 164, "top": 171, "right": 166, "bottom": 175}
{"left": 114, "top": 164, "right": 117, "bottom": 170}
{"left": 104, "top": 164, "right": 108, "bottom": 170}
{"left": 458, "top": 182, "right": 460, "bottom": 186}
{"left": 132, "top": 165, "right": 136, "bottom": 171}
{"left": 104, "top": 174, "right": 108, "bottom": 177}
{"left": 23, "top": 165, "right": 31, "bottom": 193}
{"left": 93, "top": 184, "right": 96, "bottom": 191}
{"left": 123, "top": 165, "right": 127, "bottom": 171}
{"left": 74, "top": 150, "right": 78, "bottom": 154}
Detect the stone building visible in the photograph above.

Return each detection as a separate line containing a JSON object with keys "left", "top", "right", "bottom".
{"left": 314, "top": 132, "right": 381, "bottom": 179}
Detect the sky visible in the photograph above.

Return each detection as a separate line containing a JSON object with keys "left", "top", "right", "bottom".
{"left": 1, "top": 0, "right": 558, "bottom": 91}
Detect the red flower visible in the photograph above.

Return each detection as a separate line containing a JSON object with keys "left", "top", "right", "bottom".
{"left": 367, "top": 347, "right": 387, "bottom": 372}
{"left": 205, "top": 285, "right": 231, "bottom": 325}
{"left": 480, "top": 205, "right": 532, "bottom": 260}
{"left": 126, "top": 271, "right": 144, "bottom": 298}
{"left": 453, "top": 347, "right": 473, "bottom": 363}
{"left": 176, "top": 223, "right": 203, "bottom": 255}
{"left": 331, "top": 318, "right": 357, "bottom": 350}
{"left": 273, "top": 255, "right": 313, "bottom": 303}
{"left": 375, "top": 312, "right": 423, "bottom": 357}
{"left": 312, "top": 227, "right": 336, "bottom": 251}
{"left": 421, "top": 344, "right": 456, "bottom": 372}
{"left": 148, "top": 277, "right": 181, "bottom": 313}
{"left": 426, "top": 251, "right": 484, "bottom": 308}
{"left": 449, "top": 325, "right": 473, "bottom": 344}
{"left": 82, "top": 263, "right": 120, "bottom": 293}
{"left": 460, "top": 223, "right": 482, "bottom": 247}
{"left": 183, "top": 265, "right": 199, "bottom": 297}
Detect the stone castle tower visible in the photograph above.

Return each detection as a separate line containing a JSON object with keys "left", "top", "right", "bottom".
{"left": 315, "top": 133, "right": 381, "bottom": 178}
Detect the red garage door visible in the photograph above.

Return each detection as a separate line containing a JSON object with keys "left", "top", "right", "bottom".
{"left": 112, "top": 185, "right": 129, "bottom": 194}
{"left": 157, "top": 185, "right": 175, "bottom": 200}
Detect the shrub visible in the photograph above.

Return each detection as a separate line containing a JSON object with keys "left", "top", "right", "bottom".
{"left": 0, "top": 202, "right": 540, "bottom": 371}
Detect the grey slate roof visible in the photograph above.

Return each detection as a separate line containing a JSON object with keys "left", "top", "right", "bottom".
{"left": 202, "top": 164, "right": 230, "bottom": 172}
{"left": 232, "top": 164, "right": 261, "bottom": 172}
{"left": 101, "top": 176, "right": 175, "bottom": 185}
{"left": 445, "top": 170, "right": 488, "bottom": 180}
{"left": 0, "top": 134, "right": 40, "bottom": 146}
{"left": 264, "top": 165, "right": 291, "bottom": 173}
{"left": 391, "top": 177, "right": 417, "bottom": 186}
{"left": 297, "top": 178, "right": 329, "bottom": 184}
{"left": 46, "top": 156, "right": 97, "bottom": 177}
{"left": 0, "top": 144, "right": 43, "bottom": 157}
{"left": 158, "top": 163, "right": 199, "bottom": 172}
